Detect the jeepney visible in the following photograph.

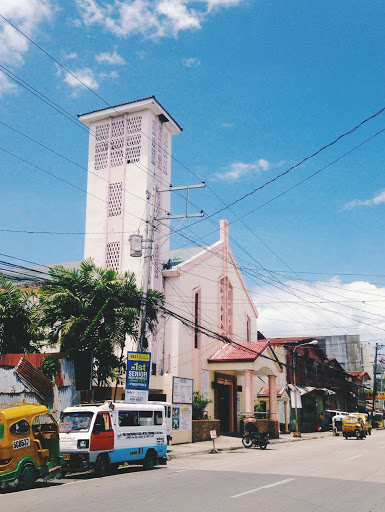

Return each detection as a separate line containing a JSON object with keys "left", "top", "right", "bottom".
{"left": 59, "top": 401, "right": 167, "bottom": 476}
{"left": 0, "top": 403, "right": 63, "bottom": 489}
{"left": 342, "top": 414, "right": 366, "bottom": 440}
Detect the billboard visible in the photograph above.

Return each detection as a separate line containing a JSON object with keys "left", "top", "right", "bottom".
{"left": 125, "top": 352, "right": 151, "bottom": 403}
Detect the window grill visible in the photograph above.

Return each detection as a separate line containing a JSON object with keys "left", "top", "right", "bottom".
{"left": 94, "top": 123, "right": 110, "bottom": 170}
{"left": 105, "top": 241, "right": 120, "bottom": 272}
{"left": 108, "top": 182, "right": 123, "bottom": 217}
{"left": 110, "top": 137, "right": 124, "bottom": 167}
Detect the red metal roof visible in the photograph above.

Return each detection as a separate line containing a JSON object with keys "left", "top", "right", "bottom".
{"left": 16, "top": 358, "right": 53, "bottom": 399}
{"left": 208, "top": 341, "right": 270, "bottom": 363}
{"left": 258, "top": 387, "right": 285, "bottom": 397}
{"left": 0, "top": 353, "right": 67, "bottom": 387}
{"left": 347, "top": 370, "right": 370, "bottom": 381}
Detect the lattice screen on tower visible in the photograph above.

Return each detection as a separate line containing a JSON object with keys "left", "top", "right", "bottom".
{"left": 108, "top": 182, "right": 123, "bottom": 217}
{"left": 110, "top": 137, "right": 124, "bottom": 167}
{"left": 105, "top": 241, "right": 120, "bottom": 272}
{"left": 126, "top": 115, "right": 142, "bottom": 164}
{"left": 94, "top": 123, "right": 110, "bottom": 170}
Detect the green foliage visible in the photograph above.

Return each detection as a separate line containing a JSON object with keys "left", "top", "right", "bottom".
{"left": 38, "top": 259, "right": 164, "bottom": 388}
{"left": 0, "top": 277, "right": 41, "bottom": 354}
{"left": 41, "top": 356, "right": 57, "bottom": 380}
{"left": 192, "top": 392, "right": 212, "bottom": 420}
{"left": 254, "top": 401, "right": 264, "bottom": 413}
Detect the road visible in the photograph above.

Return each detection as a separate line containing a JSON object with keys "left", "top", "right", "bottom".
{"left": 2, "top": 431, "right": 385, "bottom": 512}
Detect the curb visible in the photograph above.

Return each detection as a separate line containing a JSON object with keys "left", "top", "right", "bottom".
{"left": 167, "top": 432, "right": 333, "bottom": 458}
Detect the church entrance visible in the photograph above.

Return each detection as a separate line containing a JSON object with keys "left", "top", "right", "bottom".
{"left": 214, "top": 373, "right": 237, "bottom": 433}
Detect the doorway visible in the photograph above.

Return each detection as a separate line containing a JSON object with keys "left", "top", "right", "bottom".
{"left": 214, "top": 373, "right": 237, "bottom": 433}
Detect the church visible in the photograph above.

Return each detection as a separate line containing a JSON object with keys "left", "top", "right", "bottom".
{"left": 77, "top": 97, "right": 284, "bottom": 441}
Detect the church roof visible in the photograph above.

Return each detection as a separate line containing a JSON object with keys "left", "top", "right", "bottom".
{"left": 208, "top": 341, "right": 270, "bottom": 363}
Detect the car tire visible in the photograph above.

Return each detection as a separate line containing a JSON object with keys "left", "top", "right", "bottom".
{"left": 143, "top": 450, "right": 157, "bottom": 470}
{"left": 95, "top": 454, "right": 111, "bottom": 477}
{"left": 18, "top": 462, "right": 38, "bottom": 490}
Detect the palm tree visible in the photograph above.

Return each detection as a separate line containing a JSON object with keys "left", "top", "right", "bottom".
{"left": 0, "top": 277, "right": 40, "bottom": 353}
{"left": 38, "top": 259, "right": 164, "bottom": 389}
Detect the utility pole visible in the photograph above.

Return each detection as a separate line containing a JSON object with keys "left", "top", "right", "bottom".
{"left": 137, "top": 185, "right": 157, "bottom": 352}
{"left": 134, "top": 182, "right": 206, "bottom": 352}
{"left": 372, "top": 343, "right": 384, "bottom": 423}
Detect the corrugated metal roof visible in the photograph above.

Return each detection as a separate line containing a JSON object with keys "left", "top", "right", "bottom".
{"left": 0, "top": 353, "right": 74, "bottom": 387}
{"left": 208, "top": 341, "right": 269, "bottom": 363}
{"left": 16, "top": 358, "right": 53, "bottom": 399}
{"left": 258, "top": 387, "right": 285, "bottom": 397}
{"left": 0, "top": 368, "right": 32, "bottom": 393}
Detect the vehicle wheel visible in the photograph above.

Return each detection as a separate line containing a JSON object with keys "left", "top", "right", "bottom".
{"left": 368, "top": 429, "right": 372, "bottom": 435}
{"left": 242, "top": 436, "right": 253, "bottom": 448}
{"left": 110, "top": 463, "right": 119, "bottom": 475}
{"left": 259, "top": 441, "right": 268, "bottom": 450}
{"left": 95, "top": 455, "right": 111, "bottom": 477}
{"left": 18, "top": 462, "right": 38, "bottom": 490}
{"left": 143, "top": 450, "right": 157, "bottom": 470}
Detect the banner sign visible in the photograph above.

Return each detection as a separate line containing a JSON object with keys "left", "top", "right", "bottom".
{"left": 125, "top": 352, "right": 151, "bottom": 403}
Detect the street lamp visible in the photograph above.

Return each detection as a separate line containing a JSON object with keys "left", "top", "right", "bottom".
{"left": 292, "top": 340, "right": 318, "bottom": 438}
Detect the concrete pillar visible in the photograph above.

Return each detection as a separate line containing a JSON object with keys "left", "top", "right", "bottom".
{"left": 284, "top": 400, "right": 289, "bottom": 433}
{"left": 244, "top": 370, "right": 254, "bottom": 413}
{"left": 268, "top": 375, "right": 278, "bottom": 421}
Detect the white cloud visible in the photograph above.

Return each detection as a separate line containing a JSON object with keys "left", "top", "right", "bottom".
{"left": 214, "top": 159, "right": 271, "bottom": 181}
{"left": 343, "top": 190, "right": 385, "bottom": 211}
{"left": 63, "top": 67, "right": 99, "bottom": 89}
{"left": 74, "top": 0, "right": 245, "bottom": 38}
{"left": 96, "top": 50, "right": 125, "bottom": 65}
{"left": 0, "top": 0, "right": 53, "bottom": 95}
{"left": 99, "top": 70, "right": 119, "bottom": 79}
{"left": 182, "top": 57, "right": 201, "bottom": 68}
{"left": 0, "top": 73, "right": 18, "bottom": 96}
{"left": 255, "top": 277, "right": 385, "bottom": 343}
{"left": 65, "top": 52, "right": 78, "bottom": 60}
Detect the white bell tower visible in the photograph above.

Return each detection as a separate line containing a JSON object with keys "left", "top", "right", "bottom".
{"left": 78, "top": 96, "right": 182, "bottom": 291}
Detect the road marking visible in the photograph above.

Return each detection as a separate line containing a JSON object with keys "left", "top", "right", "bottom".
{"left": 231, "top": 478, "right": 294, "bottom": 498}
{"left": 345, "top": 454, "right": 362, "bottom": 461}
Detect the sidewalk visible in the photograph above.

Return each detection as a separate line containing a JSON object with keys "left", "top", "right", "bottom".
{"left": 167, "top": 431, "right": 334, "bottom": 459}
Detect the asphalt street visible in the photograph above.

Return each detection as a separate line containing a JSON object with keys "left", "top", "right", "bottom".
{"left": 2, "top": 431, "right": 385, "bottom": 512}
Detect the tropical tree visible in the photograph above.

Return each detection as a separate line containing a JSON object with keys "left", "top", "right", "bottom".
{"left": 38, "top": 259, "right": 164, "bottom": 388}
{"left": 0, "top": 277, "right": 40, "bottom": 353}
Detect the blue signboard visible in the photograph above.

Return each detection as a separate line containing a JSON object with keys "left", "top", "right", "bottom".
{"left": 125, "top": 352, "right": 151, "bottom": 391}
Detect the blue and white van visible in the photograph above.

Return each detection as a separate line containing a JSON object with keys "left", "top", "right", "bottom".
{"left": 59, "top": 401, "right": 167, "bottom": 476}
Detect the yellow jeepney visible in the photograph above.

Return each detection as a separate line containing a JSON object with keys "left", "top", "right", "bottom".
{"left": 351, "top": 413, "right": 372, "bottom": 436}
{"left": 342, "top": 414, "right": 366, "bottom": 440}
{"left": 0, "top": 403, "right": 64, "bottom": 490}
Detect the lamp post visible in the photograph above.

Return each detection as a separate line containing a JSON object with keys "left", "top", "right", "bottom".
{"left": 292, "top": 340, "right": 318, "bottom": 438}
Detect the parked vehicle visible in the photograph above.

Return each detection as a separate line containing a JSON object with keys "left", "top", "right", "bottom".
{"left": 0, "top": 403, "right": 64, "bottom": 490}
{"left": 342, "top": 414, "right": 366, "bottom": 440}
{"left": 242, "top": 422, "right": 269, "bottom": 449}
{"left": 59, "top": 401, "right": 167, "bottom": 476}
{"left": 323, "top": 409, "right": 348, "bottom": 431}
{"left": 332, "top": 413, "right": 347, "bottom": 436}
{"left": 351, "top": 413, "right": 372, "bottom": 435}
{"left": 149, "top": 401, "right": 172, "bottom": 444}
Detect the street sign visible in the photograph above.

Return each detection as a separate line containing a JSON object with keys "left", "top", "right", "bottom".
{"left": 210, "top": 430, "right": 217, "bottom": 439}
{"left": 125, "top": 352, "right": 151, "bottom": 403}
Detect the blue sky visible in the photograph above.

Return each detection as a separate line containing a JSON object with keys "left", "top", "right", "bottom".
{"left": 1, "top": 0, "right": 385, "bottom": 341}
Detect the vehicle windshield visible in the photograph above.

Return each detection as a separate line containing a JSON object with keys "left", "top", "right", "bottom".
{"left": 60, "top": 412, "right": 94, "bottom": 433}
